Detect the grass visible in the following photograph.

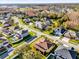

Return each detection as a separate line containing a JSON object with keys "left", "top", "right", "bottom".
{"left": 12, "top": 41, "right": 25, "bottom": 48}
{"left": 29, "top": 31, "right": 36, "bottom": 36}
{"left": 69, "top": 39, "right": 79, "bottom": 45}
{"left": 43, "top": 30, "right": 51, "bottom": 34}
{"left": 0, "top": 40, "right": 3, "bottom": 43}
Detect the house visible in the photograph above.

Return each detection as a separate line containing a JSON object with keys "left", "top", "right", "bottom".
{"left": 35, "top": 21, "right": 42, "bottom": 29}
{"left": 76, "top": 32, "right": 79, "bottom": 38}
{"left": 4, "top": 23, "right": 11, "bottom": 27}
{"left": 54, "top": 46, "right": 77, "bottom": 59}
{"left": 34, "top": 39, "right": 55, "bottom": 54}
{"left": 16, "top": 29, "right": 29, "bottom": 37}
{"left": 3, "top": 41, "right": 12, "bottom": 50}
{"left": 35, "top": 21, "right": 48, "bottom": 30}
{"left": 64, "top": 30, "right": 77, "bottom": 39}
{"left": 21, "top": 30, "right": 29, "bottom": 37}
{"left": 25, "top": 9, "right": 37, "bottom": 17}
{"left": 3, "top": 20, "right": 12, "bottom": 27}
{"left": 12, "top": 29, "right": 28, "bottom": 42}
{"left": 47, "top": 46, "right": 77, "bottom": 59}
{"left": 54, "top": 27, "right": 67, "bottom": 36}
{"left": 14, "top": 26, "right": 20, "bottom": 30}
{"left": 12, "top": 33, "right": 23, "bottom": 42}
{"left": 2, "top": 28, "right": 13, "bottom": 37}
{"left": 23, "top": 18, "right": 30, "bottom": 23}
{"left": 0, "top": 37, "right": 12, "bottom": 51}
{"left": 0, "top": 45, "right": 7, "bottom": 55}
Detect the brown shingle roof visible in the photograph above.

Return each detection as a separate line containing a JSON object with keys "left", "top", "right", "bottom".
{"left": 25, "top": 10, "right": 37, "bottom": 16}
{"left": 34, "top": 39, "right": 55, "bottom": 53}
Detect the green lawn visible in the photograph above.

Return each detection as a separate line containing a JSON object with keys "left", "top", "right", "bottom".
{"left": 69, "top": 39, "right": 79, "bottom": 45}
{"left": 29, "top": 31, "right": 36, "bottom": 36}
{"left": 0, "top": 40, "right": 3, "bottom": 43}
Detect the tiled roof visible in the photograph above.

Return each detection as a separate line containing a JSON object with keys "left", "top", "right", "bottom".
{"left": 34, "top": 39, "right": 55, "bottom": 53}
{"left": 55, "top": 46, "right": 77, "bottom": 59}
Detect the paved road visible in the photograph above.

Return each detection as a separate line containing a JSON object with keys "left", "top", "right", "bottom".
{"left": 18, "top": 17, "right": 79, "bottom": 51}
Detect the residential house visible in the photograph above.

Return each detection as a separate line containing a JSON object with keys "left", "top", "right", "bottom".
{"left": 21, "top": 30, "right": 29, "bottom": 37}
{"left": 44, "top": 17, "right": 52, "bottom": 26}
{"left": 2, "top": 28, "right": 13, "bottom": 37}
{"left": 4, "top": 23, "right": 11, "bottom": 27}
{"left": 12, "top": 29, "right": 28, "bottom": 42}
{"left": 23, "top": 18, "right": 30, "bottom": 23}
{"left": 64, "top": 30, "right": 77, "bottom": 39}
{"left": 76, "top": 32, "right": 79, "bottom": 40}
{"left": 14, "top": 26, "right": 20, "bottom": 31}
{"left": 35, "top": 21, "right": 42, "bottom": 29}
{"left": 55, "top": 46, "right": 77, "bottom": 59}
{"left": 0, "top": 44, "right": 7, "bottom": 55}
{"left": 35, "top": 21, "right": 48, "bottom": 30}
{"left": 0, "top": 37, "right": 12, "bottom": 51}
{"left": 16, "top": 29, "right": 29, "bottom": 37}
{"left": 47, "top": 46, "right": 77, "bottom": 59}
{"left": 34, "top": 39, "right": 55, "bottom": 54}
{"left": 25, "top": 9, "right": 37, "bottom": 17}
{"left": 54, "top": 27, "right": 67, "bottom": 36}
{"left": 13, "top": 33, "right": 23, "bottom": 42}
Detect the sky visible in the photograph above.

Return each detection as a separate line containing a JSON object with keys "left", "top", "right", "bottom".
{"left": 0, "top": 0, "right": 79, "bottom": 4}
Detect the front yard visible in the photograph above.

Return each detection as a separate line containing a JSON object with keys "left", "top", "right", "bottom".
{"left": 69, "top": 39, "right": 79, "bottom": 45}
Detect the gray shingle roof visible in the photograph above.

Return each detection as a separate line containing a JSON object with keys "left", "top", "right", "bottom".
{"left": 54, "top": 46, "right": 77, "bottom": 59}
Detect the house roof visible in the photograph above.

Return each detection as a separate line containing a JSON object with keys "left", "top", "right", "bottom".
{"left": 14, "top": 33, "right": 22, "bottom": 39}
{"left": 25, "top": 9, "right": 37, "bottom": 17}
{"left": 22, "top": 30, "right": 28, "bottom": 34}
{"left": 55, "top": 46, "right": 77, "bottom": 59}
{"left": 64, "top": 30, "right": 77, "bottom": 38}
{"left": 34, "top": 39, "right": 55, "bottom": 53}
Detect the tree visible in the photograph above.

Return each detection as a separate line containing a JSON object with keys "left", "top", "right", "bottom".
{"left": 12, "top": 44, "right": 43, "bottom": 59}
{"left": 48, "top": 13, "right": 57, "bottom": 19}
{"left": 13, "top": 44, "right": 31, "bottom": 54}
{"left": 57, "top": 12, "right": 65, "bottom": 18}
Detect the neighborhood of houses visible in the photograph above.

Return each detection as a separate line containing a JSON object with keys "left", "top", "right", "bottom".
{"left": 0, "top": 4, "right": 79, "bottom": 59}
